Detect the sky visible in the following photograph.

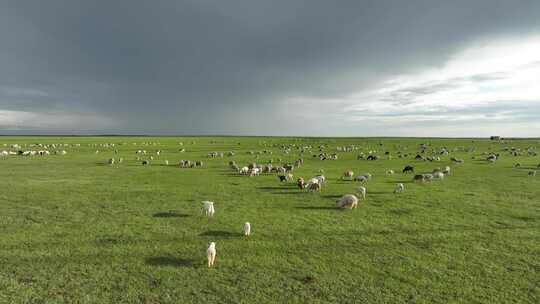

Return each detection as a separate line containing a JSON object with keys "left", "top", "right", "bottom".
{"left": 1, "top": 0, "right": 540, "bottom": 137}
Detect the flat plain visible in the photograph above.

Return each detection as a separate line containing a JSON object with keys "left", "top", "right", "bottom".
{"left": 0, "top": 136, "right": 539, "bottom": 303}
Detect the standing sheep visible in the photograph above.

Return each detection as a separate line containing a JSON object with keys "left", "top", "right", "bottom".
{"left": 394, "top": 183, "right": 404, "bottom": 193}
{"left": 243, "top": 222, "right": 251, "bottom": 236}
{"left": 202, "top": 201, "right": 215, "bottom": 216}
{"left": 207, "top": 242, "right": 217, "bottom": 267}
{"left": 356, "top": 186, "right": 366, "bottom": 200}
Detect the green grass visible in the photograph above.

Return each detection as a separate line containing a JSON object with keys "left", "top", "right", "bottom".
{"left": 0, "top": 136, "right": 539, "bottom": 303}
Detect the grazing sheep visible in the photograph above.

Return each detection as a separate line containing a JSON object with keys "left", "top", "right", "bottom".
{"left": 413, "top": 174, "right": 424, "bottom": 182}
{"left": 207, "top": 242, "right": 217, "bottom": 267}
{"left": 239, "top": 166, "right": 249, "bottom": 175}
{"left": 386, "top": 169, "right": 395, "bottom": 175}
{"left": 433, "top": 171, "right": 445, "bottom": 179}
{"left": 313, "top": 175, "right": 325, "bottom": 185}
{"left": 342, "top": 170, "right": 354, "bottom": 180}
{"left": 243, "top": 222, "right": 251, "bottom": 236}
{"left": 306, "top": 181, "right": 321, "bottom": 192}
{"left": 249, "top": 167, "right": 261, "bottom": 176}
{"left": 403, "top": 165, "right": 414, "bottom": 174}
{"left": 356, "top": 186, "right": 366, "bottom": 200}
{"left": 514, "top": 163, "right": 521, "bottom": 168}
{"left": 394, "top": 183, "right": 404, "bottom": 193}
{"left": 142, "top": 160, "right": 150, "bottom": 166}
{"left": 423, "top": 174, "right": 434, "bottom": 182}
{"left": 443, "top": 166, "right": 450, "bottom": 175}
{"left": 297, "top": 178, "right": 305, "bottom": 189}
{"left": 278, "top": 175, "right": 287, "bottom": 182}
{"left": 336, "top": 194, "right": 358, "bottom": 209}
{"left": 451, "top": 157, "right": 464, "bottom": 164}
{"left": 202, "top": 201, "right": 215, "bottom": 216}
{"left": 354, "top": 175, "right": 367, "bottom": 183}
{"left": 107, "top": 158, "right": 115, "bottom": 165}
{"left": 529, "top": 170, "right": 537, "bottom": 177}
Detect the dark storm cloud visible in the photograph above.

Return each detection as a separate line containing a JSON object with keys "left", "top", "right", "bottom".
{"left": 1, "top": 0, "right": 540, "bottom": 134}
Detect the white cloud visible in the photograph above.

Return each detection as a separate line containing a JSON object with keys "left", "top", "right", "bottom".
{"left": 0, "top": 109, "right": 117, "bottom": 130}
{"left": 349, "top": 35, "right": 540, "bottom": 114}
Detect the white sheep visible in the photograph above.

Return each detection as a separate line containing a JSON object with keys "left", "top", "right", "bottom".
{"left": 342, "top": 170, "right": 354, "bottom": 180}
{"left": 239, "top": 166, "right": 249, "bottom": 175}
{"left": 336, "top": 194, "right": 358, "bottom": 209}
{"left": 443, "top": 166, "right": 451, "bottom": 175}
{"left": 433, "top": 171, "right": 445, "bottom": 179}
{"left": 243, "top": 222, "right": 251, "bottom": 236}
{"left": 207, "top": 242, "right": 216, "bottom": 267}
{"left": 356, "top": 186, "right": 366, "bottom": 200}
{"left": 202, "top": 201, "right": 215, "bottom": 216}
{"left": 394, "top": 183, "right": 404, "bottom": 193}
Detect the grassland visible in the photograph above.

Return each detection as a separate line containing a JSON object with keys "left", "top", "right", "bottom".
{"left": 0, "top": 136, "right": 539, "bottom": 303}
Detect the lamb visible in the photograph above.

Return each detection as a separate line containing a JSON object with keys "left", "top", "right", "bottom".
{"left": 243, "top": 222, "right": 251, "bottom": 236}
{"left": 386, "top": 169, "right": 395, "bottom": 175}
{"left": 336, "top": 194, "right": 358, "bottom": 209}
{"left": 394, "top": 183, "right": 404, "bottom": 193}
{"left": 202, "top": 201, "right": 215, "bottom": 216}
{"left": 207, "top": 242, "right": 216, "bottom": 267}
{"left": 356, "top": 186, "right": 366, "bottom": 200}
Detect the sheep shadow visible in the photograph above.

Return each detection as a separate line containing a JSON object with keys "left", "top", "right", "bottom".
{"left": 258, "top": 186, "right": 295, "bottom": 190}
{"left": 153, "top": 211, "right": 190, "bottom": 218}
{"left": 269, "top": 190, "right": 303, "bottom": 195}
{"left": 384, "top": 180, "right": 413, "bottom": 184}
{"left": 145, "top": 256, "right": 196, "bottom": 268}
{"left": 320, "top": 195, "right": 342, "bottom": 199}
{"left": 295, "top": 206, "right": 339, "bottom": 211}
{"left": 200, "top": 230, "right": 241, "bottom": 238}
